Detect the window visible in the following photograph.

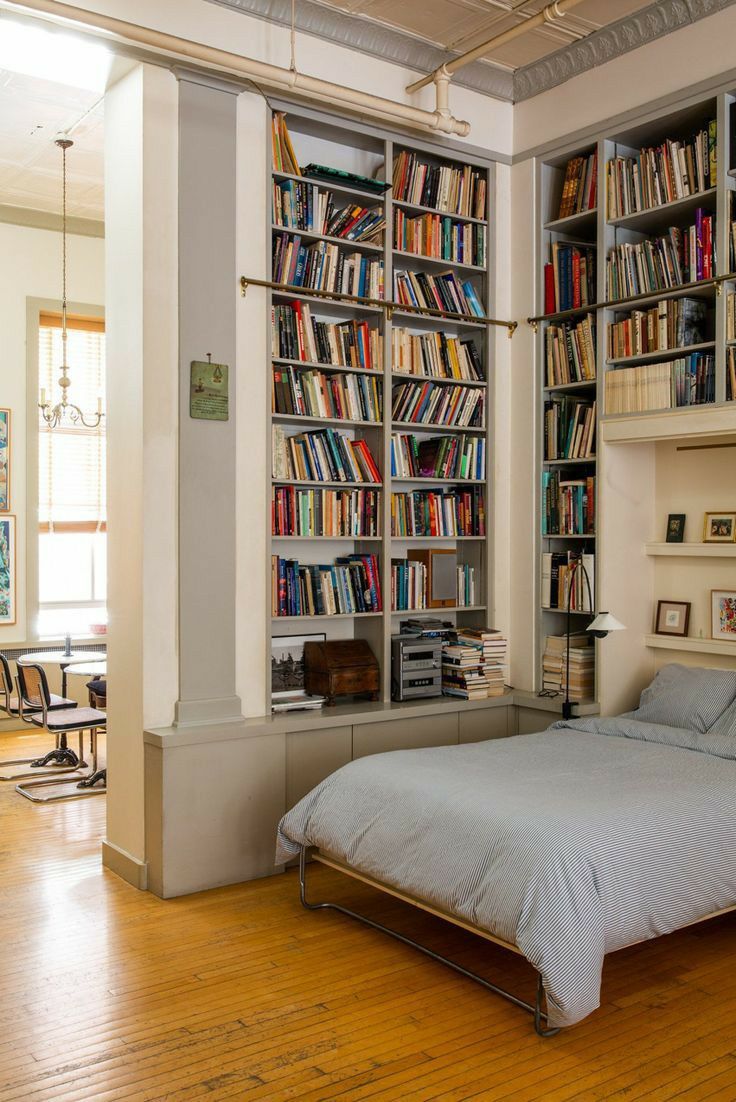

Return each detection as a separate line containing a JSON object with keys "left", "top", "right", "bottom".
{"left": 38, "top": 313, "right": 106, "bottom": 637}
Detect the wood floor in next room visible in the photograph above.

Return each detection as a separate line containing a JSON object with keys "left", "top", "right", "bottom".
{"left": 2, "top": 727, "right": 736, "bottom": 1102}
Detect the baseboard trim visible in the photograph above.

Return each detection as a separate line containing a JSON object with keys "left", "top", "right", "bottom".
{"left": 102, "top": 839, "right": 148, "bottom": 891}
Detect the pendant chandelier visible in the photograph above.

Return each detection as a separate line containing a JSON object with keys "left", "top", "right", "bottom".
{"left": 39, "top": 136, "right": 103, "bottom": 430}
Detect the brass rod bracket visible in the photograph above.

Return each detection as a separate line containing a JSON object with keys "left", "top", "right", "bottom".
{"left": 529, "top": 320, "right": 539, "bottom": 334}
{"left": 240, "top": 277, "right": 249, "bottom": 297}
{"left": 717, "top": 281, "right": 724, "bottom": 297}
{"left": 507, "top": 321, "right": 518, "bottom": 339}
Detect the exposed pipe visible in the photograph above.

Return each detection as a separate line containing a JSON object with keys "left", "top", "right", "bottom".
{"left": 0, "top": 0, "right": 471, "bottom": 136}
{"left": 406, "top": 0, "right": 588, "bottom": 95}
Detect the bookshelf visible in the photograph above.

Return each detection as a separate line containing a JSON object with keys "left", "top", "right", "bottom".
{"left": 268, "top": 106, "right": 496, "bottom": 704}
{"left": 532, "top": 91, "right": 736, "bottom": 709}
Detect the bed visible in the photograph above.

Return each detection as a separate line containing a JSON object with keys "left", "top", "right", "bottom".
{"left": 276, "top": 664, "right": 736, "bottom": 1033}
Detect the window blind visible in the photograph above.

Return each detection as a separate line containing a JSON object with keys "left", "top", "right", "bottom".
{"left": 38, "top": 317, "right": 106, "bottom": 534}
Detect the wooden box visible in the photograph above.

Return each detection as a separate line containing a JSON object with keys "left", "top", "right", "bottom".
{"left": 407, "top": 548, "right": 457, "bottom": 608}
{"left": 304, "top": 639, "right": 380, "bottom": 706}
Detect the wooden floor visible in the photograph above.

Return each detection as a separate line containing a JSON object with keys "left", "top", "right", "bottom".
{"left": 2, "top": 729, "right": 736, "bottom": 1102}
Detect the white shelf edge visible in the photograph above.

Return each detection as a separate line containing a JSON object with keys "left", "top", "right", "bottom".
{"left": 645, "top": 542, "right": 736, "bottom": 557}
{"left": 644, "top": 634, "right": 736, "bottom": 656}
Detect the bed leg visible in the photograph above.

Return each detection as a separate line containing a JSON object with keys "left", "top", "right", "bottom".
{"left": 298, "top": 846, "right": 561, "bottom": 1037}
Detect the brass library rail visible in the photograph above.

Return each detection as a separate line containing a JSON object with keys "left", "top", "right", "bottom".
{"left": 239, "top": 276, "right": 518, "bottom": 337}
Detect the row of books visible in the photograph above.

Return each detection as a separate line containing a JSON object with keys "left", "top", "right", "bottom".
{"left": 271, "top": 553, "right": 382, "bottom": 617}
{"left": 607, "top": 296, "right": 707, "bottom": 360}
{"left": 393, "top": 270, "right": 484, "bottom": 318}
{"left": 390, "top": 433, "right": 485, "bottom": 481}
{"left": 606, "top": 122, "right": 716, "bottom": 219}
{"left": 272, "top": 366, "right": 382, "bottom": 422}
{"left": 556, "top": 151, "right": 597, "bottom": 220}
{"left": 727, "top": 291, "right": 736, "bottom": 341}
{"left": 272, "top": 487, "right": 381, "bottom": 538}
{"left": 545, "top": 315, "right": 596, "bottom": 388}
{"left": 392, "top": 380, "right": 485, "bottom": 429}
{"left": 604, "top": 354, "right": 715, "bottom": 414}
{"left": 390, "top": 487, "right": 486, "bottom": 538}
{"left": 392, "top": 329, "right": 484, "bottom": 382}
{"left": 543, "top": 395, "right": 596, "bottom": 461}
{"left": 393, "top": 211, "right": 485, "bottom": 267}
{"left": 272, "top": 235, "right": 385, "bottom": 299}
{"left": 544, "top": 243, "right": 597, "bottom": 314}
{"left": 272, "top": 180, "right": 385, "bottom": 242}
{"left": 271, "top": 112, "right": 300, "bottom": 176}
{"left": 541, "top": 551, "right": 595, "bottom": 612}
{"left": 392, "top": 150, "right": 487, "bottom": 220}
{"left": 272, "top": 304, "right": 382, "bottom": 371}
{"left": 541, "top": 472, "right": 595, "bottom": 536}
{"left": 606, "top": 214, "right": 715, "bottom": 301}
{"left": 542, "top": 633, "right": 594, "bottom": 702}
{"left": 442, "top": 629, "right": 506, "bottom": 700}
{"left": 391, "top": 558, "right": 476, "bottom": 610}
{"left": 272, "top": 426, "right": 381, "bottom": 483}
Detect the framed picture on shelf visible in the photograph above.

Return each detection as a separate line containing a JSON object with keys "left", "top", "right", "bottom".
{"left": 703, "top": 511, "right": 736, "bottom": 543}
{"left": 654, "top": 599, "right": 690, "bottom": 638}
{"left": 0, "top": 515, "right": 15, "bottom": 624}
{"left": 665, "top": 513, "right": 686, "bottom": 543}
{"left": 271, "top": 632, "right": 326, "bottom": 696}
{"left": 711, "top": 590, "right": 736, "bottom": 642}
{"left": 0, "top": 408, "right": 10, "bottom": 511}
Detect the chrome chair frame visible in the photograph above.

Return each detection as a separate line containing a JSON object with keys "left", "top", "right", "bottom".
{"left": 0, "top": 654, "right": 80, "bottom": 781}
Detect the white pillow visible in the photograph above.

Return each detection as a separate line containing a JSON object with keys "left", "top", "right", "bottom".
{"left": 633, "top": 664, "right": 736, "bottom": 733}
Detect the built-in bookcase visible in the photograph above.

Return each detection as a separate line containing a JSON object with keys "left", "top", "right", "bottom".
{"left": 533, "top": 88, "right": 736, "bottom": 704}
{"left": 268, "top": 105, "right": 496, "bottom": 703}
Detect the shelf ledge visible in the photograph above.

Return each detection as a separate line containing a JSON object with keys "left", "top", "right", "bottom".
{"left": 645, "top": 543, "right": 736, "bottom": 558}
{"left": 644, "top": 634, "right": 736, "bottom": 656}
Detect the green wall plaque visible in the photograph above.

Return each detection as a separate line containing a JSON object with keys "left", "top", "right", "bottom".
{"left": 190, "top": 360, "right": 229, "bottom": 421}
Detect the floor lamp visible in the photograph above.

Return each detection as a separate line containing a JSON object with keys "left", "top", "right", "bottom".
{"left": 562, "top": 558, "right": 625, "bottom": 721}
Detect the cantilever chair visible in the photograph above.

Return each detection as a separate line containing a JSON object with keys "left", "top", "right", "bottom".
{"left": 0, "top": 653, "right": 79, "bottom": 781}
{"left": 15, "top": 664, "right": 106, "bottom": 802}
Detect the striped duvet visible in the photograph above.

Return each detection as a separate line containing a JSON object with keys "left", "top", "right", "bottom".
{"left": 276, "top": 715, "right": 736, "bottom": 1027}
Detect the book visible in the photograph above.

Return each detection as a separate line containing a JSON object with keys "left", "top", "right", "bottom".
{"left": 545, "top": 315, "right": 596, "bottom": 386}
{"left": 272, "top": 112, "right": 301, "bottom": 176}
{"left": 393, "top": 269, "right": 484, "bottom": 318}
{"left": 541, "top": 551, "right": 595, "bottom": 611}
{"left": 390, "top": 433, "right": 485, "bottom": 481}
{"left": 557, "top": 151, "right": 597, "bottom": 219}
{"left": 272, "top": 235, "right": 384, "bottom": 299}
{"left": 391, "top": 558, "right": 475, "bottom": 610}
{"left": 607, "top": 297, "right": 707, "bottom": 359}
{"left": 392, "top": 328, "right": 484, "bottom": 382}
{"left": 272, "top": 303, "right": 382, "bottom": 371}
{"left": 544, "top": 395, "right": 596, "bottom": 460}
{"left": 272, "top": 553, "right": 382, "bottom": 616}
{"left": 542, "top": 633, "right": 594, "bottom": 701}
{"left": 272, "top": 486, "right": 381, "bottom": 537}
{"left": 272, "top": 427, "right": 381, "bottom": 484}
{"left": 606, "top": 121, "right": 716, "bottom": 219}
{"left": 544, "top": 242, "right": 597, "bottom": 313}
{"left": 393, "top": 210, "right": 485, "bottom": 266}
{"left": 302, "top": 164, "right": 390, "bottom": 195}
{"left": 604, "top": 353, "right": 715, "bottom": 414}
{"left": 541, "top": 471, "right": 595, "bottom": 536}
{"left": 391, "top": 487, "right": 486, "bottom": 537}
{"left": 606, "top": 213, "right": 714, "bottom": 300}
{"left": 442, "top": 627, "right": 507, "bottom": 699}
{"left": 272, "top": 179, "right": 386, "bottom": 242}
{"left": 391, "top": 380, "right": 485, "bottom": 429}
{"left": 272, "top": 365, "right": 382, "bottom": 422}
{"left": 392, "top": 150, "right": 487, "bottom": 220}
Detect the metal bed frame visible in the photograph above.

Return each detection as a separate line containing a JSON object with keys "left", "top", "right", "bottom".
{"left": 298, "top": 846, "right": 560, "bottom": 1037}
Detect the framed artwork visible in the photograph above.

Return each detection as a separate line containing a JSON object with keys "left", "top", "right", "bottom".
{"left": 0, "top": 408, "right": 10, "bottom": 511}
{"left": 703, "top": 511, "right": 736, "bottom": 543}
{"left": 0, "top": 515, "right": 16, "bottom": 624}
{"left": 711, "top": 590, "right": 736, "bottom": 642}
{"left": 665, "top": 513, "right": 686, "bottom": 543}
{"left": 271, "top": 632, "right": 326, "bottom": 696}
{"left": 655, "top": 599, "right": 691, "bottom": 638}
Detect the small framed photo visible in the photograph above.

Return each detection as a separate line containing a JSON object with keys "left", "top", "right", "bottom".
{"left": 703, "top": 511, "right": 736, "bottom": 543}
{"left": 711, "top": 590, "right": 736, "bottom": 642}
{"left": 665, "top": 513, "right": 686, "bottom": 543}
{"left": 271, "top": 632, "right": 326, "bottom": 696}
{"left": 655, "top": 599, "right": 691, "bottom": 638}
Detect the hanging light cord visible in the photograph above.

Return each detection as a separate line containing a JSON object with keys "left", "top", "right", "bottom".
{"left": 289, "top": 0, "right": 297, "bottom": 72}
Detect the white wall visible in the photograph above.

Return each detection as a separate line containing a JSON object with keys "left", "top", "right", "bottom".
{"left": 0, "top": 222, "right": 104, "bottom": 644}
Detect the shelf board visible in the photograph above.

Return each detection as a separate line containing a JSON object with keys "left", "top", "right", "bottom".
{"left": 272, "top": 288, "right": 384, "bottom": 318}
{"left": 392, "top": 420, "right": 486, "bottom": 436}
{"left": 542, "top": 533, "right": 596, "bottom": 540}
{"left": 391, "top": 535, "right": 484, "bottom": 541}
{"left": 391, "top": 308, "right": 485, "bottom": 333}
{"left": 393, "top": 198, "right": 488, "bottom": 226}
{"left": 600, "top": 403, "right": 736, "bottom": 444}
{"left": 607, "top": 187, "right": 717, "bottom": 232}
{"left": 606, "top": 341, "right": 716, "bottom": 367}
{"left": 391, "top": 371, "right": 486, "bottom": 389}
{"left": 644, "top": 634, "right": 736, "bottom": 656}
{"left": 274, "top": 358, "right": 381, "bottom": 377}
{"left": 542, "top": 456, "right": 596, "bottom": 466}
{"left": 273, "top": 169, "right": 386, "bottom": 204}
{"left": 271, "top": 479, "right": 383, "bottom": 488}
{"left": 604, "top": 280, "right": 716, "bottom": 314}
{"left": 543, "top": 379, "right": 597, "bottom": 395}
{"left": 544, "top": 207, "right": 598, "bottom": 233}
{"left": 272, "top": 413, "right": 382, "bottom": 429}
{"left": 645, "top": 542, "right": 736, "bottom": 557}
{"left": 272, "top": 224, "right": 383, "bottom": 254}
{"left": 541, "top": 607, "right": 593, "bottom": 614}
{"left": 392, "top": 249, "right": 485, "bottom": 276}
{"left": 392, "top": 477, "right": 486, "bottom": 485}
{"left": 390, "top": 605, "right": 487, "bottom": 615}
{"left": 272, "top": 535, "right": 382, "bottom": 541}
{"left": 272, "top": 612, "right": 383, "bottom": 622}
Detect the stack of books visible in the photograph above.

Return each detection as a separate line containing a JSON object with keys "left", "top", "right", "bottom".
{"left": 606, "top": 213, "right": 714, "bottom": 300}
{"left": 272, "top": 304, "right": 382, "bottom": 370}
{"left": 393, "top": 211, "right": 485, "bottom": 266}
{"left": 272, "top": 553, "right": 382, "bottom": 617}
{"left": 544, "top": 243, "right": 597, "bottom": 314}
{"left": 272, "top": 486, "right": 381, "bottom": 538}
{"left": 272, "top": 235, "right": 385, "bottom": 299}
{"left": 556, "top": 151, "right": 597, "bottom": 220}
{"left": 272, "top": 426, "right": 381, "bottom": 483}
{"left": 390, "top": 487, "right": 486, "bottom": 537}
{"left": 272, "top": 365, "right": 382, "bottom": 422}
{"left": 393, "top": 270, "right": 484, "bottom": 317}
{"left": 392, "top": 150, "right": 487, "bottom": 220}
{"left": 606, "top": 121, "right": 716, "bottom": 219}
{"left": 607, "top": 296, "right": 707, "bottom": 359}
{"left": 604, "top": 353, "right": 715, "bottom": 414}
{"left": 272, "top": 180, "right": 385, "bottom": 242}
{"left": 541, "top": 471, "right": 595, "bottom": 536}
{"left": 544, "top": 315, "right": 596, "bottom": 387}
{"left": 441, "top": 628, "right": 507, "bottom": 699}
{"left": 542, "top": 633, "right": 595, "bottom": 701}
{"left": 543, "top": 395, "right": 596, "bottom": 460}
{"left": 271, "top": 690, "right": 326, "bottom": 713}
{"left": 271, "top": 112, "right": 301, "bottom": 175}
{"left": 390, "top": 433, "right": 485, "bottom": 481}
{"left": 541, "top": 551, "right": 595, "bottom": 611}
{"left": 392, "top": 381, "right": 485, "bottom": 429}
{"left": 392, "top": 329, "right": 483, "bottom": 381}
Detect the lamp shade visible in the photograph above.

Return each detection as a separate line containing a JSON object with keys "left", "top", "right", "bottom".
{"left": 588, "top": 611, "right": 625, "bottom": 635}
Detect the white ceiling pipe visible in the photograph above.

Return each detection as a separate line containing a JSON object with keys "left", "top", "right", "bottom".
{"left": 0, "top": 0, "right": 471, "bottom": 136}
{"left": 406, "top": 0, "right": 589, "bottom": 95}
